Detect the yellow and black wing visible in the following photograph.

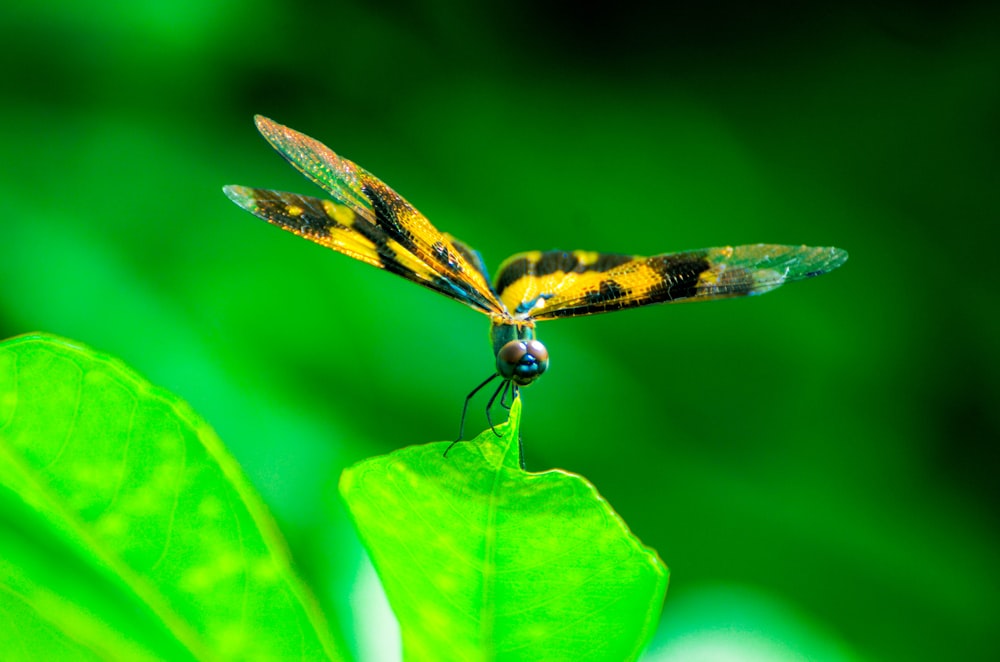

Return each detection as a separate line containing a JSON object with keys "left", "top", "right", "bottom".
{"left": 494, "top": 244, "right": 848, "bottom": 320}
{"left": 224, "top": 116, "right": 503, "bottom": 315}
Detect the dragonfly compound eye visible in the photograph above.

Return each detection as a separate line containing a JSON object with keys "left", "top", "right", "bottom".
{"left": 497, "top": 339, "right": 550, "bottom": 386}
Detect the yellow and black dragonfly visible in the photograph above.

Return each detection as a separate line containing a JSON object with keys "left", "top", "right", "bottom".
{"left": 224, "top": 116, "right": 847, "bottom": 443}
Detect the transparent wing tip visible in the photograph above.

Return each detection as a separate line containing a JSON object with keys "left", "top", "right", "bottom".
{"left": 745, "top": 245, "right": 848, "bottom": 295}
{"left": 253, "top": 114, "right": 275, "bottom": 131}
{"left": 804, "top": 246, "right": 849, "bottom": 278}
{"left": 222, "top": 184, "right": 255, "bottom": 211}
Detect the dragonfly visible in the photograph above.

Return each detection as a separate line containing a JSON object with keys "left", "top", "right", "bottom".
{"left": 224, "top": 116, "right": 848, "bottom": 447}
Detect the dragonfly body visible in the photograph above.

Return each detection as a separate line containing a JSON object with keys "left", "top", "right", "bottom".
{"left": 224, "top": 116, "right": 847, "bottom": 437}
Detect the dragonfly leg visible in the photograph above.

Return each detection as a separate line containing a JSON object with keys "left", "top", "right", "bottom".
{"left": 485, "top": 378, "right": 509, "bottom": 438}
{"left": 500, "top": 380, "right": 513, "bottom": 410}
{"left": 445, "top": 373, "right": 499, "bottom": 456}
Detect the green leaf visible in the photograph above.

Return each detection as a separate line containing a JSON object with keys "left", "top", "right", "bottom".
{"left": 339, "top": 398, "right": 668, "bottom": 661}
{"left": 0, "top": 333, "right": 347, "bottom": 661}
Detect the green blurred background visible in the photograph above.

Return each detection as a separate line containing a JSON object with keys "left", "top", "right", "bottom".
{"left": 2, "top": 1, "right": 997, "bottom": 659}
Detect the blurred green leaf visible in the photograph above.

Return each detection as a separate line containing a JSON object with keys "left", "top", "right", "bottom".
{"left": 340, "top": 397, "right": 668, "bottom": 661}
{"left": 0, "top": 333, "right": 347, "bottom": 661}
{"left": 0, "top": 553, "right": 165, "bottom": 662}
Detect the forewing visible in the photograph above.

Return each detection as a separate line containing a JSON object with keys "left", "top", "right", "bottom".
{"left": 494, "top": 244, "right": 848, "bottom": 320}
{"left": 246, "top": 116, "right": 503, "bottom": 314}
{"left": 252, "top": 115, "right": 371, "bottom": 219}
{"left": 224, "top": 186, "right": 500, "bottom": 310}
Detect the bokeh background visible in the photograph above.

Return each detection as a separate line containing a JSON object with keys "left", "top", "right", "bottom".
{"left": 2, "top": 1, "right": 998, "bottom": 659}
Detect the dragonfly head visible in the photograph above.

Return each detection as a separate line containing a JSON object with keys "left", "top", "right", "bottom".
{"left": 496, "top": 339, "right": 549, "bottom": 386}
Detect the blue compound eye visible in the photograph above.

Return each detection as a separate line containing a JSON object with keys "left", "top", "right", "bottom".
{"left": 496, "top": 339, "right": 550, "bottom": 386}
